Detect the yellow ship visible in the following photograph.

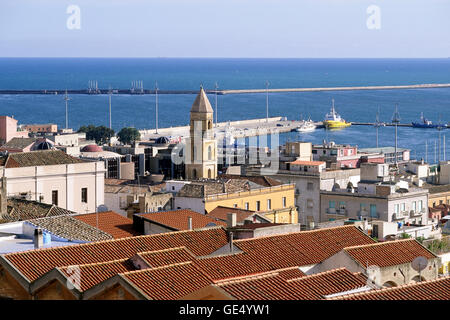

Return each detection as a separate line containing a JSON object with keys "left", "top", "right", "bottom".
{"left": 323, "top": 99, "right": 352, "bottom": 129}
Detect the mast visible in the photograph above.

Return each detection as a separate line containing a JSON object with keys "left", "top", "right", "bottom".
{"left": 108, "top": 86, "right": 112, "bottom": 131}
{"left": 155, "top": 81, "right": 159, "bottom": 134}
{"left": 64, "top": 90, "right": 71, "bottom": 129}
{"left": 215, "top": 82, "right": 218, "bottom": 128}
{"left": 375, "top": 107, "right": 381, "bottom": 148}
{"left": 425, "top": 140, "right": 428, "bottom": 163}
{"left": 265, "top": 80, "right": 269, "bottom": 123}
{"left": 392, "top": 104, "right": 400, "bottom": 167}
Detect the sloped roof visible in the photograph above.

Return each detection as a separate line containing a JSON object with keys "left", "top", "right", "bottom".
{"left": 177, "top": 179, "right": 250, "bottom": 198}
{"left": 215, "top": 268, "right": 367, "bottom": 300}
{"left": 343, "top": 239, "right": 437, "bottom": 268}
{"left": 3, "top": 227, "right": 229, "bottom": 282}
{"left": 218, "top": 174, "right": 283, "bottom": 187}
{"left": 136, "top": 247, "right": 196, "bottom": 268}
{"left": 190, "top": 88, "right": 213, "bottom": 113}
{"left": 137, "top": 209, "right": 227, "bottom": 231}
{"left": 121, "top": 262, "right": 214, "bottom": 300}
{"left": 73, "top": 211, "right": 140, "bottom": 239}
{"left": 0, "top": 137, "right": 36, "bottom": 150}
{"left": 207, "top": 206, "right": 256, "bottom": 223}
{"left": 2, "top": 150, "right": 84, "bottom": 168}
{"left": 27, "top": 216, "right": 113, "bottom": 242}
{"left": 59, "top": 259, "right": 135, "bottom": 292}
{"left": 3, "top": 198, "right": 75, "bottom": 223}
{"left": 334, "top": 276, "right": 450, "bottom": 300}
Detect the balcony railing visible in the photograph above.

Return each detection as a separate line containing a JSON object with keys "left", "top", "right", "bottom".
{"left": 393, "top": 211, "right": 409, "bottom": 220}
{"left": 410, "top": 209, "right": 425, "bottom": 217}
{"left": 326, "top": 208, "right": 346, "bottom": 216}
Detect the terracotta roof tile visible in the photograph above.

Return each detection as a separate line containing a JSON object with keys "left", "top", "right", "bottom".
{"left": 3, "top": 227, "right": 229, "bottom": 282}
{"left": 137, "top": 247, "right": 196, "bottom": 268}
{"left": 3, "top": 198, "right": 75, "bottom": 222}
{"left": 335, "top": 276, "right": 450, "bottom": 300}
{"left": 59, "top": 259, "right": 136, "bottom": 292}
{"left": 207, "top": 206, "right": 255, "bottom": 223}
{"left": 3, "top": 150, "right": 84, "bottom": 168}
{"left": 234, "top": 225, "right": 376, "bottom": 267}
{"left": 215, "top": 268, "right": 366, "bottom": 300}
{"left": 137, "top": 209, "right": 226, "bottom": 231}
{"left": 344, "top": 239, "right": 437, "bottom": 268}
{"left": 288, "top": 160, "right": 326, "bottom": 166}
{"left": 74, "top": 211, "right": 140, "bottom": 239}
{"left": 287, "top": 268, "right": 368, "bottom": 299}
{"left": 121, "top": 262, "right": 214, "bottom": 300}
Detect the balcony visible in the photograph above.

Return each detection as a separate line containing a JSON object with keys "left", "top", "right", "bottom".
{"left": 410, "top": 209, "right": 425, "bottom": 218}
{"left": 327, "top": 208, "right": 346, "bottom": 216}
{"left": 326, "top": 208, "right": 336, "bottom": 214}
{"left": 393, "top": 211, "right": 409, "bottom": 220}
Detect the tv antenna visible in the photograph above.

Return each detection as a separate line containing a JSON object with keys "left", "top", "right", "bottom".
{"left": 63, "top": 90, "right": 71, "bottom": 129}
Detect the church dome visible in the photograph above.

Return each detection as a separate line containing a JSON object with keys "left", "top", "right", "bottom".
{"left": 81, "top": 144, "right": 103, "bottom": 152}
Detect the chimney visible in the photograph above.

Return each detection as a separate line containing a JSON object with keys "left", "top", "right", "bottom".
{"left": 229, "top": 232, "right": 234, "bottom": 253}
{"left": 187, "top": 216, "right": 193, "bottom": 231}
{"left": 34, "top": 228, "right": 43, "bottom": 249}
{"left": 227, "top": 212, "right": 237, "bottom": 228}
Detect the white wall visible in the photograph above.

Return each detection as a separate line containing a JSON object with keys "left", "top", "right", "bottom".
{"left": 4, "top": 162, "right": 105, "bottom": 214}
{"left": 174, "top": 196, "right": 204, "bottom": 214}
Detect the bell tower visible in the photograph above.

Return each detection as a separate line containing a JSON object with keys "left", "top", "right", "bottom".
{"left": 185, "top": 87, "right": 217, "bottom": 180}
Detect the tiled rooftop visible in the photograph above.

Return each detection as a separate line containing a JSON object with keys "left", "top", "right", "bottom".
{"left": 215, "top": 268, "right": 367, "bottom": 300}
{"left": 121, "top": 262, "right": 214, "bottom": 300}
{"left": 73, "top": 211, "right": 140, "bottom": 239}
{"left": 218, "top": 174, "right": 283, "bottom": 187}
{"left": 0, "top": 137, "right": 37, "bottom": 150}
{"left": 27, "top": 216, "right": 113, "bottom": 242}
{"left": 59, "top": 259, "right": 135, "bottom": 292}
{"left": 343, "top": 239, "right": 437, "bottom": 268}
{"left": 335, "top": 276, "right": 450, "bottom": 300}
{"left": 137, "top": 209, "right": 227, "bottom": 231}
{"left": 207, "top": 206, "right": 256, "bottom": 223}
{"left": 177, "top": 179, "right": 251, "bottom": 198}
{"left": 1, "top": 150, "right": 84, "bottom": 168}
{"left": 3, "top": 227, "right": 229, "bottom": 282}
{"left": 3, "top": 198, "right": 75, "bottom": 223}
{"left": 137, "top": 247, "right": 196, "bottom": 268}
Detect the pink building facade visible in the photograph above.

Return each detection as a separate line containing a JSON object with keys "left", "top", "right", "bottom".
{"left": 0, "top": 116, "right": 28, "bottom": 145}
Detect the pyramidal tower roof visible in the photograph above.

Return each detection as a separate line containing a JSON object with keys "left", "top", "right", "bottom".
{"left": 190, "top": 87, "right": 214, "bottom": 113}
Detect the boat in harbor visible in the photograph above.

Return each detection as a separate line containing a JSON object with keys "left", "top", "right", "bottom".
{"left": 295, "top": 119, "right": 316, "bottom": 132}
{"left": 323, "top": 99, "right": 351, "bottom": 129}
{"left": 412, "top": 113, "right": 439, "bottom": 128}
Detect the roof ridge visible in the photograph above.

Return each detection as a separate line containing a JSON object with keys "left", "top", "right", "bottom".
{"left": 58, "top": 257, "right": 131, "bottom": 270}
{"left": 234, "top": 225, "right": 358, "bottom": 243}
{"left": 119, "top": 261, "right": 194, "bottom": 276}
{"left": 286, "top": 267, "right": 347, "bottom": 283}
{"left": 215, "top": 271, "right": 281, "bottom": 285}
{"left": 343, "top": 238, "right": 418, "bottom": 251}
{"left": 136, "top": 246, "right": 194, "bottom": 257}
{"left": 332, "top": 275, "right": 450, "bottom": 300}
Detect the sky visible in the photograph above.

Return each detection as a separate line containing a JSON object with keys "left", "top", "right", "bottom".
{"left": 0, "top": 0, "right": 449, "bottom": 58}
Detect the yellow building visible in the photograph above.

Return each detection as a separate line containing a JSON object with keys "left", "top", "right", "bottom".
{"left": 175, "top": 179, "right": 298, "bottom": 223}
{"left": 424, "top": 184, "right": 450, "bottom": 208}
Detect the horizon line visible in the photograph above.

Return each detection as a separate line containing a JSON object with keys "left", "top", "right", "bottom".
{"left": 1, "top": 57, "right": 450, "bottom": 60}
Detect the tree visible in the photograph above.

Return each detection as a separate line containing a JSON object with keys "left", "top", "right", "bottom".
{"left": 117, "top": 127, "right": 141, "bottom": 145}
{"left": 78, "top": 125, "right": 114, "bottom": 145}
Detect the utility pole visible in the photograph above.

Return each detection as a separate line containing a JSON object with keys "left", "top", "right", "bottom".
{"left": 64, "top": 90, "right": 71, "bottom": 129}
{"left": 435, "top": 140, "right": 437, "bottom": 164}
{"left": 265, "top": 81, "right": 269, "bottom": 123}
{"left": 108, "top": 86, "right": 112, "bottom": 130}
{"left": 375, "top": 107, "right": 381, "bottom": 148}
{"left": 425, "top": 140, "right": 428, "bottom": 163}
{"left": 444, "top": 134, "right": 446, "bottom": 161}
{"left": 391, "top": 104, "right": 400, "bottom": 167}
{"left": 155, "top": 81, "right": 159, "bottom": 134}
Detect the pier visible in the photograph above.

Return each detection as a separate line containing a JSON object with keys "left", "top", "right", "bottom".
{"left": 1, "top": 83, "right": 450, "bottom": 95}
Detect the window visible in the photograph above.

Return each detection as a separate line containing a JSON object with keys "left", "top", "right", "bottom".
{"left": 282, "top": 197, "right": 287, "bottom": 208}
{"left": 81, "top": 188, "right": 88, "bottom": 203}
{"left": 267, "top": 199, "right": 272, "bottom": 210}
{"left": 418, "top": 200, "right": 423, "bottom": 211}
{"left": 233, "top": 203, "right": 238, "bottom": 208}
{"left": 329, "top": 201, "right": 335, "bottom": 209}
{"left": 256, "top": 201, "right": 261, "bottom": 211}
{"left": 394, "top": 204, "right": 399, "bottom": 214}
{"left": 339, "top": 201, "right": 346, "bottom": 209}
{"left": 370, "top": 204, "right": 377, "bottom": 218}
{"left": 307, "top": 182, "right": 313, "bottom": 191}
{"left": 208, "top": 146, "right": 212, "bottom": 160}
{"left": 244, "top": 202, "right": 249, "bottom": 210}
{"left": 412, "top": 201, "right": 417, "bottom": 212}
{"left": 172, "top": 186, "right": 175, "bottom": 191}
{"left": 360, "top": 203, "right": 366, "bottom": 211}
{"left": 400, "top": 203, "right": 405, "bottom": 212}
{"left": 440, "top": 200, "right": 443, "bottom": 205}
{"left": 52, "top": 190, "right": 58, "bottom": 206}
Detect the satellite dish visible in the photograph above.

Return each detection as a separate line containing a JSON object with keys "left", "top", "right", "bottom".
{"left": 411, "top": 256, "right": 428, "bottom": 272}
{"left": 97, "top": 205, "right": 109, "bottom": 213}
{"left": 205, "top": 222, "right": 217, "bottom": 227}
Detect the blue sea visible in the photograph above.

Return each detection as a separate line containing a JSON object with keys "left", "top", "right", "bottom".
{"left": 0, "top": 58, "right": 449, "bottom": 162}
